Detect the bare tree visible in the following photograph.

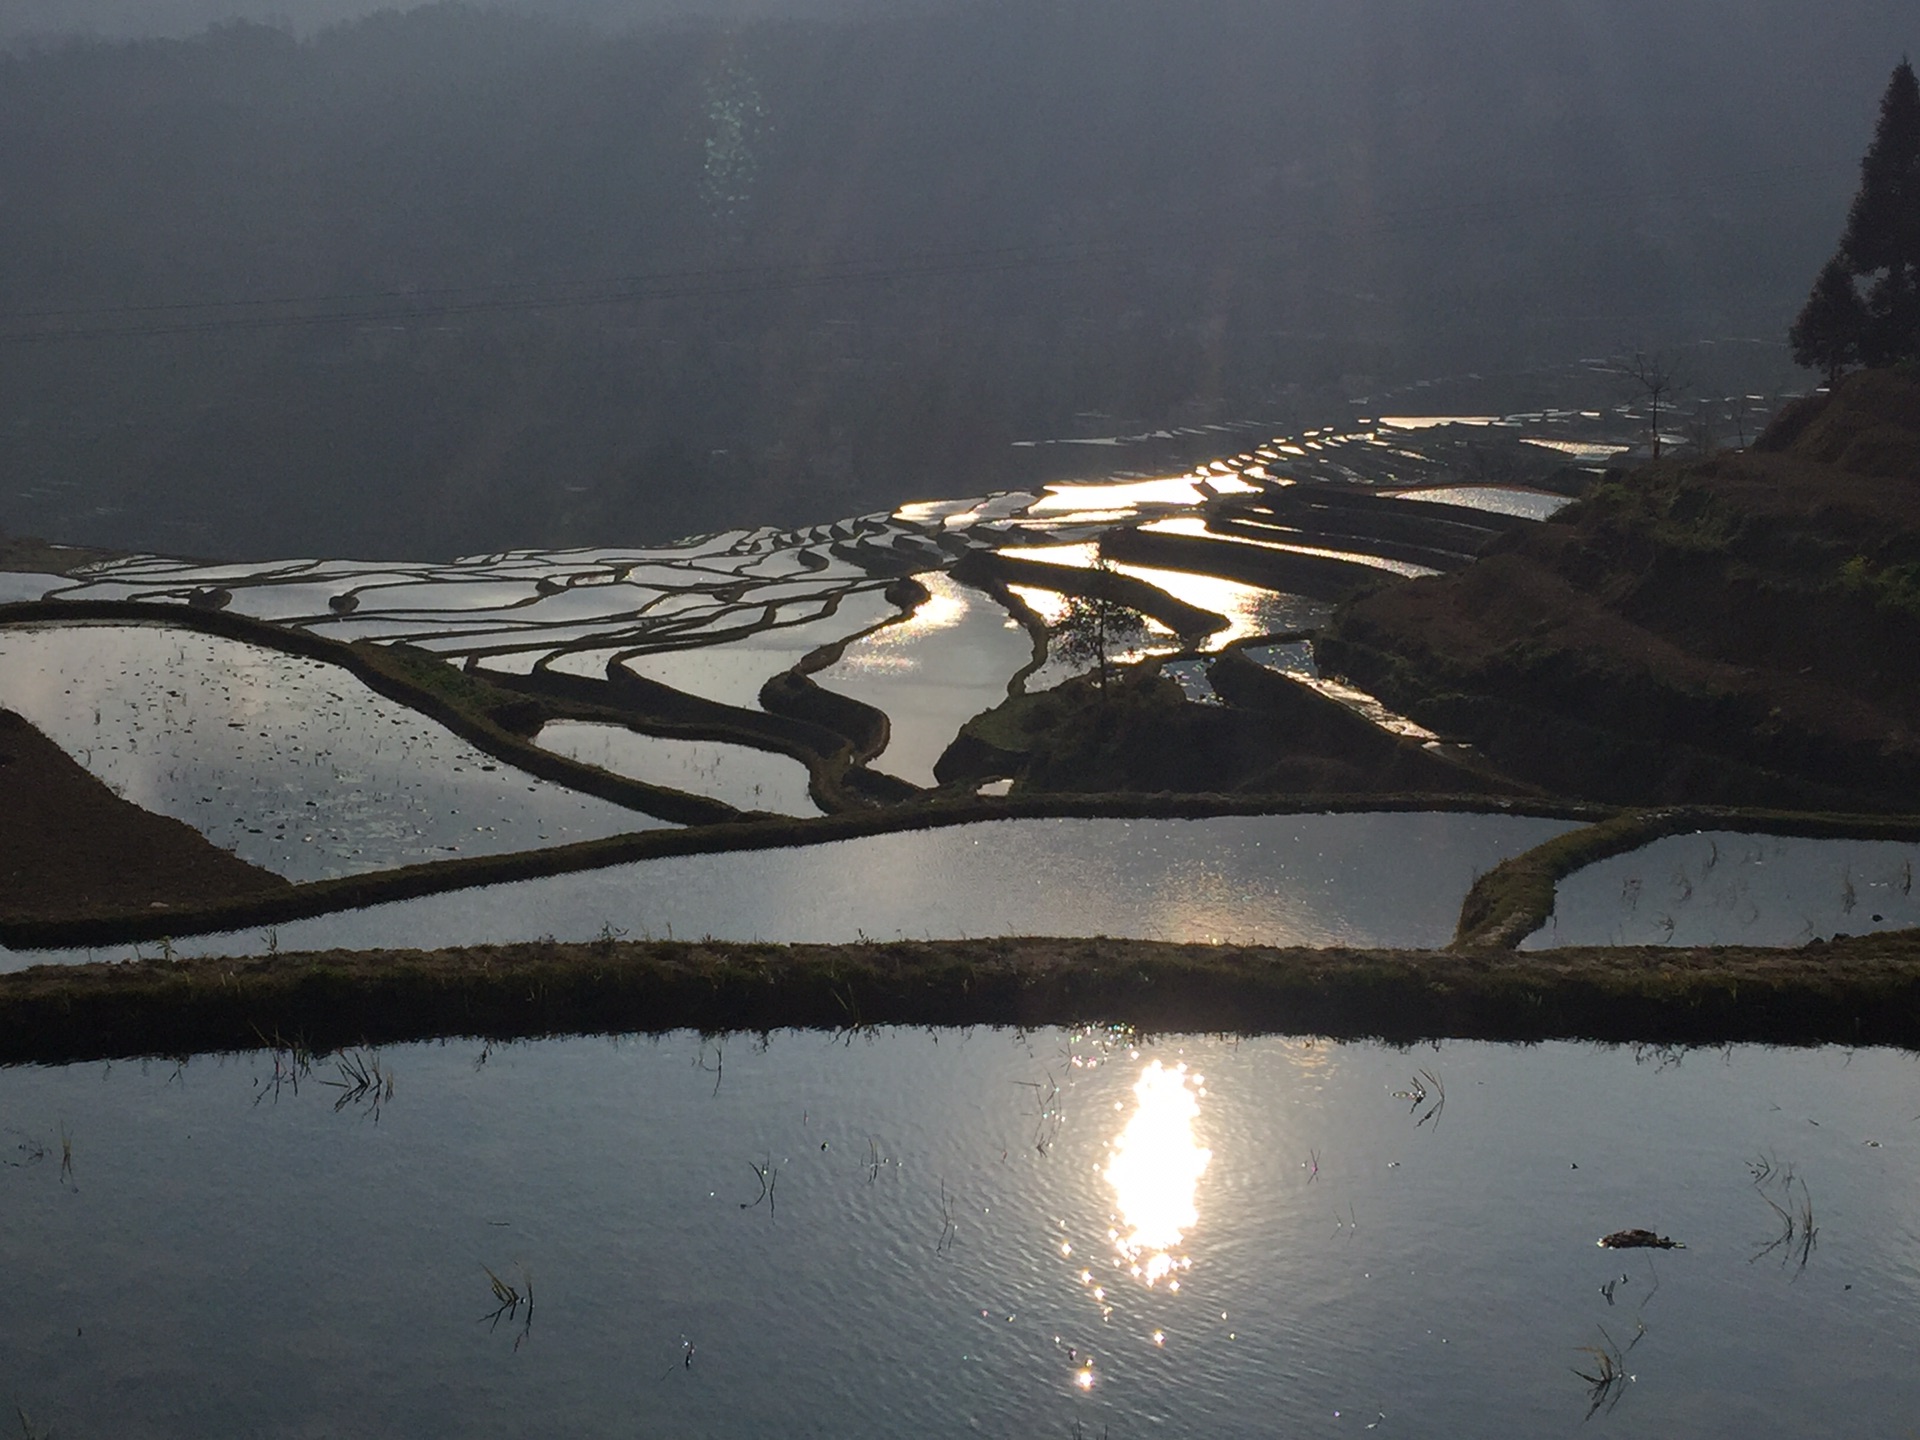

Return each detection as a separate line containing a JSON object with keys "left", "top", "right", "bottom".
{"left": 1615, "top": 350, "right": 1687, "bottom": 460}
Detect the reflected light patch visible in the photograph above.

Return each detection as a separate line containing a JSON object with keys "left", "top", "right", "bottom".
{"left": 1139, "top": 517, "right": 1438, "bottom": 578}
{"left": 996, "top": 541, "right": 1102, "bottom": 569}
{"left": 1021, "top": 509, "right": 1138, "bottom": 527}
{"left": 1006, "top": 584, "right": 1071, "bottom": 625}
{"left": 1104, "top": 562, "right": 1307, "bottom": 649}
{"left": 1028, "top": 477, "right": 1210, "bottom": 514}
{"left": 1390, "top": 486, "right": 1571, "bottom": 522}
{"left": 1104, "top": 1061, "right": 1212, "bottom": 1287}
{"left": 1001, "top": 587, "right": 1180, "bottom": 649}
{"left": 1000, "top": 547, "right": 1323, "bottom": 647}
{"left": 1520, "top": 437, "right": 1630, "bottom": 460}
{"left": 1377, "top": 415, "right": 1499, "bottom": 430}
{"left": 1291, "top": 672, "right": 1438, "bottom": 740}
{"left": 894, "top": 497, "right": 984, "bottom": 524}
{"left": 834, "top": 572, "right": 971, "bottom": 673}
{"left": 889, "top": 573, "right": 968, "bottom": 637}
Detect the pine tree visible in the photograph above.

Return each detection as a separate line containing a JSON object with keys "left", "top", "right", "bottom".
{"left": 1789, "top": 254, "right": 1869, "bottom": 384}
{"left": 1836, "top": 58, "right": 1920, "bottom": 366}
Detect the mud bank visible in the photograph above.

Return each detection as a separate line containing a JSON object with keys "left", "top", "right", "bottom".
{"left": 3, "top": 931, "right": 1918, "bottom": 1065}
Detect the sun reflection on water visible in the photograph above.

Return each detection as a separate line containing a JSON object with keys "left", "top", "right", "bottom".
{"left": 1104, "top": 1060, "right": 1212, "bottom": 1288}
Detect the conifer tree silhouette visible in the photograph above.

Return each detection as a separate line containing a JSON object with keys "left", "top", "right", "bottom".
{"left": 1798, "top": 59, "right": 1920, "bottom": 373}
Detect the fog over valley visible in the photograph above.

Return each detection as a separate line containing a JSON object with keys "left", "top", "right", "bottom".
{"left": 1, "top": 0, "right": 1913, "bottom": 559}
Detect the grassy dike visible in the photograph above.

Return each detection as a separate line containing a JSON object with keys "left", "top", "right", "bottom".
{"left": 5, "top": 932, "right": 1920, "bottom": 1066}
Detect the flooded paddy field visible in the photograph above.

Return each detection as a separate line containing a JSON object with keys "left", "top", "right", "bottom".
{"left": 7, "top": 375, "right": 1920, "bottom": 1437}
{"left": 0, "top": 811, "right": 1578, "bottom": 968}
{"left": 1530, "top": 831, "right": 1920, "bottom": 949}
{"left": 1390, "top": 484, "right": 1572, "bottom": 519}
{"left": 0, "top": 623, "right": 666, "bottom": 881}
{"left": 0, "top": 1028, "right": 1913, "bottom": 1437}
{"left": 19, "top": 397, "right": 1641, "bottom": 708}
{"left": 14, "top": 385, "right": 1897, "bottom": 982}
{"left": 612, "top": 587, "right": 908, "bottom": 711}
{"left": 2, "top": 396, "right": 1661, "bottom": 789}
{"left": 533, "top": 722, "right": 819, "bottom": 817}
{"left": 0, "top": 573, "right": 57, "bottom": 604}
{"left": 816, "top": 573, "right": 1038, "bottom": 787}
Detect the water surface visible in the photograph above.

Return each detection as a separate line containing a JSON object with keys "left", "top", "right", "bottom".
{"left": 0, "top": 1030, "right": 1912, "bottom": 1437}
{"left": 816, "top": 573, "right": 1034, "bottom": 786}
{"left": 535, "top": 722, "right": 818, "bottom": 817}
{"left": 618, "top": 589, "right": 905, "bottom": 710}
{"left": 1, "top": 811, "right": 1574, "bottom": 966}
{"left": 1527, "top": 831, "right": 1920, "bottom": 948}
{"left": 0, "top": 572, "right": 55, "bottom": 603}
{"left": 0, "top": 623, "right": 668, "bottom": 880}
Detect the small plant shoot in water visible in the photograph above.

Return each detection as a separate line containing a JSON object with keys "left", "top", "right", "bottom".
{"left": 480, "top": 1264, "right": 534, "bottom": 1351}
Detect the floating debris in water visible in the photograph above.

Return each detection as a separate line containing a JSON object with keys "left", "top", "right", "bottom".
{"left": 1598, "top": 1229, "right": 1683, "bottom": 1250}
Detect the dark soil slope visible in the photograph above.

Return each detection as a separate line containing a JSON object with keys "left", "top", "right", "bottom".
{"left": 0, "top": 708, "right": 289, "bottom": 922}
{"left": 1317, "top": 368, "right": 1920, "bottom": 810}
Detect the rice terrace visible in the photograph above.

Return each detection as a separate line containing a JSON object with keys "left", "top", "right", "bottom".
{"left": 2, "top": 12, "right": 1920, "bottom": 1437}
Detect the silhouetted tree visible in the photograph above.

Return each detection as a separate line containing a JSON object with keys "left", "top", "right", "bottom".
{"left": 1789, "top": 253, "right": 1870, "bottom": 384}
{"left": 1050, "top": 562, "right": 1150, "bottom": 692}
{"left": 1615, "top": 350, "right": 1686, "bottom": 459}
{"left": 1832, "top": 58, "right": 1920, "bottom": 366}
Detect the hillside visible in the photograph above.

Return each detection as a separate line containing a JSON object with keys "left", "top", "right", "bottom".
{"left": 1317, "top": 367, "right": 1920, "bottom": 811}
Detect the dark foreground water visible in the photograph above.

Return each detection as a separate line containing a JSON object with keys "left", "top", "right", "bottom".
{"left": 1, "top": 1030, "right": 1914, "bottom": 1437}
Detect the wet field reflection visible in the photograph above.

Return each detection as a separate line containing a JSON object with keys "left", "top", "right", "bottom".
{"left": 1104, "top": 1061, "right": 1210, "bottom": 1290}
{"left": 0, "top": 1029, "right": 1915, "bottom": 1435}
{"left": 0, "top": 811, "right": 1578, "bottom": 966}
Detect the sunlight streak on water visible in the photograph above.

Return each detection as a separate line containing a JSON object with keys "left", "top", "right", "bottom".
{"left": 1139, "top": 516, "right": 1440, "bottom": 578}
{"left": 885, "top": 572, "right": 969, "bottom": 637}
{"left": 1028, "top": 477, "right": 1212, "bottom": 514}
{"left": 1390, "top": 485, "right": 1572, "bottom": 520}
{"left": 995, "top": 541, "right": 1101, "bottom": 569}
{"left": 1105, "top": 1061, "right": 1211, "bottom": 1288}
{"left": 1006, "top": 582, "right": 1072, "bottom": 625}
{"left": 990, "top": 542, "right": 1312, "bottom": 648}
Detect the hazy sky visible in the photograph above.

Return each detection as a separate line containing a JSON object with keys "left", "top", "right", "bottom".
{"left": 0, "top": 0, "right": 897, "bottom": 43}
